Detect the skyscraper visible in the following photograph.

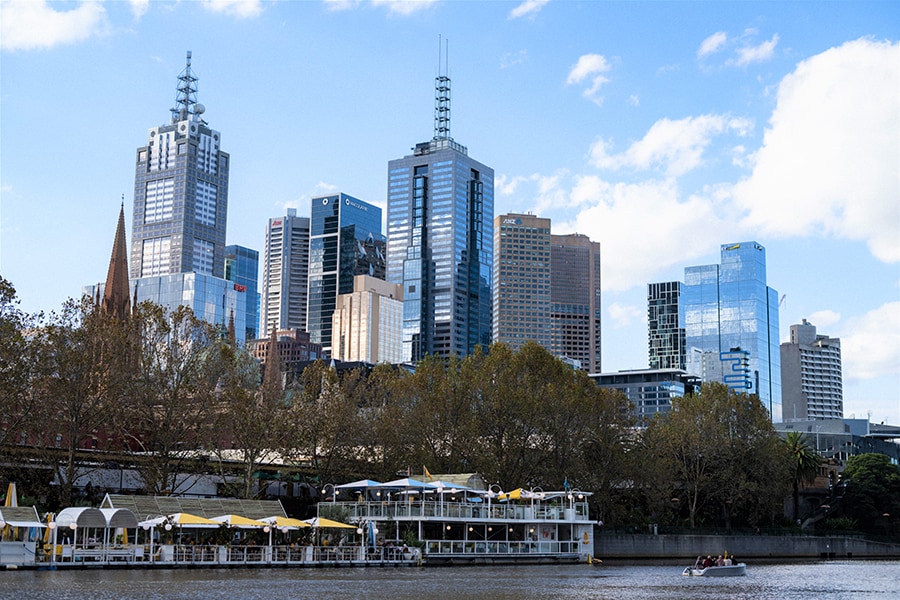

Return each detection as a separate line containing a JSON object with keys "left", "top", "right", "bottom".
{"left": 260, "top": 209, "right": 310, "bottom": 336}
{"left": 125, "top": 51, "right": 247, "bottom": 344}
{"left": 493, "top": 213, "right": 551, "bottom": 351}
{"left": 130, "top": 51, "right": 229, "bottom": 280}
{"left": 781, "top": 319, "right": 843, "bottom": 421}
{"left": 331, "top": 275, "right": 403, "bottom": 364}
{"left": 308, "top": 193, "right": 385, "bottom": 355}
{"left": 386, "top": 66, "right": 494, "bottom": 362}
{"left": 225, "top": 245, "right": 260, "bottom": 341}
{"left": 681, "top": 241, "right": 782, "bottom": 421}
{"left": 549, "top": 233, "right": 601, "bottom": 373}
{"left": 648, "top": 281, "right": 685, "bottom": 370}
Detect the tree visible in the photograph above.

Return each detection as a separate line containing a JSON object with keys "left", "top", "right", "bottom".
{"left": 644, "top": 382, "right": 789, "bottom": 529}
{"left": 839, "top": 453, "right": 900, "bottom": 535}
{"left": 783, "top": 431, "right": 821, "bottom": 523}
{"left": 34, "top": 296, "right": 131, "bottom": 506}
{"left": 122, "top": 303, "right": 220, "bottom": 495}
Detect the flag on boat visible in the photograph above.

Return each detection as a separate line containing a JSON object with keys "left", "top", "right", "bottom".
{"left": 424, "top": 466, "right": 433, "bottom": 481}
{"left": 563, "top": 477, "right": 570, "bottom": 492}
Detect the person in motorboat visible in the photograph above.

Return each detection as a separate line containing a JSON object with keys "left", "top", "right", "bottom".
{"left": 694, "top": 555, "right": 704, "bottom": 569}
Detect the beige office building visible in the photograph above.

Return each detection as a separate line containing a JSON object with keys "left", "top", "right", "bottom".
{"left": 331, "top": 275, "right": 403, "bottom": 364}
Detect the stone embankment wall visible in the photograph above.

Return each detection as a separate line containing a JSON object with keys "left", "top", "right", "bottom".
{"left": 594, "top": 534, "right": 900, "bottom": 560}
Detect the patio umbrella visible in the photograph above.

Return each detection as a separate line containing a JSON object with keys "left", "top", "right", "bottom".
{"left": 211, "top": 514, "right": 269, "bottom": 528}
{"left": 261, "top": 516, "right": 310, "bottom": 529}
{"left": 167, "top": 513, "right": 221, "bottom": 527}
{"left": 4, "top": 482, "right": 17, "bottom": 507}
{"left": 303, "top": 517, "right": 355, "bottom": 529}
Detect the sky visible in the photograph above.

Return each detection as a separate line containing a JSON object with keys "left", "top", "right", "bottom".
{"left": 1, "top": 0, "right": 898, "bottom": 425}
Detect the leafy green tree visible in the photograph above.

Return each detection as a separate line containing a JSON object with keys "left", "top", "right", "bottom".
{"left": 644, "top": 382, "right": 789, "bottom": 528}
{"left": 839, "top": 453, "right": 900, "bottom": 535}
{"left": 122, "top": 303, "right": 220, "bottom": 495}
{"left": 783, "top": 431, "right": 822, "bottom": 522}
{"left": 34, "top": 296, "right": 131, "bottom": 506}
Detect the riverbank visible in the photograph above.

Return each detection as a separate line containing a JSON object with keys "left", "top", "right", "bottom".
{"left": 594, "top": 532, "right": 900, "bottom": 560}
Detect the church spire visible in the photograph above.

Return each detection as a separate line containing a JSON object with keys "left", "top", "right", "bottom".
{"left": 102, "top": 201, "right": 131, "bottom": 321}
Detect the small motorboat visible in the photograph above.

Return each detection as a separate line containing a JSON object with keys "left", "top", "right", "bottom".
{"left": 682, "top": 563, "right": 746, "bottom": 577}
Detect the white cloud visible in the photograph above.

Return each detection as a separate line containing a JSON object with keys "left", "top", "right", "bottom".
{"left": 509, "top": 0, "right": 549, "bottom": 20}
{"left": 589, "top": 115, "right": 752, "bottom": 177}
{"left": 323, "top": 0, "right": 361, "bottom": 10}
{"left": 628, "top": 94, "right": 640, "bottom": 107}
{"left": 130, "top": 0, "right": 150, "bottom": 19}
{"left": 371, "top": 0, "right": 439, "bottom": 15}
{"left": 1, "top": 0, "right": 108, "bottom": 51}
{"left": 201, "top": 0, "right": 263, "bottom": 19}
{"left": 839, "top": 302, "right": 900, "bottom": 381}
{"left": 559, "top": 176, "right": 738, "bottom": 291}
{"left": 698, "top": 31, "right": 727, "bottom": 58}
{"left": 608, "top": 302, "right": 644, "bottom": 328}
{"left": 566, "top": 54, "right": 611, "bottom": 105}
{"left": 807, "top": 310, "right": 841, "bottom": 329}
{"left": 733, "top": 38, "right": 900, "bottom": 263}
{"left": 730, "top": 33, "right": 779, "bottom": 66}
{"left": 500, "top": 50, "right": 528, "bottom": 69}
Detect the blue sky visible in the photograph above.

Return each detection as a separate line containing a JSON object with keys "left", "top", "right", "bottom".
{"left": 1, "top": 0, "right": 898, "bottom": 425}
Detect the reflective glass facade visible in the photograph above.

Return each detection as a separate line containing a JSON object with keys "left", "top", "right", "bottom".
{"left": 681, "top": 241, "right": 782, "bottom": 421}
{"left": 648, "top": 281, "right": 685, "bottom": 370}
{"left": 387, "top": 139, "right": 494, "bottom": 362}
{"left": 308, "top": 193, "right": 385, "bottom": 354}
{"left": 225, "top": 245, "right": 260, "bottom": 341}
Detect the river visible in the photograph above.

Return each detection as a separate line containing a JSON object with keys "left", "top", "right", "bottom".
{"left": 2, "top": 560, "right": 897, "bottom": 599}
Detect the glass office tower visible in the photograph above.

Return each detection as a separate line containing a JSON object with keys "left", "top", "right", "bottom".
{"left": 648, "top": 281, "right": 685, "bottom": 370}
{"left": 225, "top": 245, "right": 260, "bottom": 341}
{"left": 681, "top": 241, "right": 782, "bottom": 421}
{"left": 308, "top": 193, "right": 385, "bottom": 355}
{"left": 386, "top": 71, "right": 494, "bottom": 363}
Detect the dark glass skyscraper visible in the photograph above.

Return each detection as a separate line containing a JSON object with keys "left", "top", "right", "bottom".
{"left": 386, "top": 70, "right": 494, "bottom": 362}
{"left": 681, "top": 241, "right": 782, "bottom": 421}
{"left": 549, "top": 234, "right": 601, "bottom": 373}
{"left": 648, "top": 281, "right": 685, "bottom": 370}
{"left": 308, "top": 193, "right": 385, "bottom": 355}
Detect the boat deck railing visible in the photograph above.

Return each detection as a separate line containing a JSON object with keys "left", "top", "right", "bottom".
{"left": 330, "top": 500, "right": 590, "bottom": 522}
{"left": 424, "top": 539, "right": 581, "bottom": 557}
{"left": 36, "top": 543, "right": 419, "bottom": 567}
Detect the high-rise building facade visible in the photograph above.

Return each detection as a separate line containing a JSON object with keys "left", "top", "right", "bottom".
{"left": 386, "top": 70, "right": 494, "bottom": 363}
{"left": 331, "top": 275, "right": 403, "bottom": 364}
{"left": 308, "top": 193, "right": 385, "bottom": 355}
{"left": 130, "top": 52, "right": 229, "bottom": 280}
{"left": 648, "top": 281, "right": 685, "bottom": 370}
{"left": 225, "top": 245, "right": 260, "bottom": 342}
{"left": 591, "top": 369, "right": 701, "bottom": 424}
{"left": 681, "top": 241, "right": 782, "bottom": 421}
{"left": 116, "top": 51, "right": 249, "bottom": 344}
{"left": 493, "top": 213, "right": 551, "bottom": 351}
{"left": 549, "top": 234, "right": 601, "bottom": 373}
{"left": 781, "top": 319, "right": 843, "bottom": 421}
{"left": 260, "top": 209, "right": 310, "bottom": 336}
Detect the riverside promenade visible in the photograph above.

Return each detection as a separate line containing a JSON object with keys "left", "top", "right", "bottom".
{"left": 594, "top": 532, "right": 900, "bottom": 560}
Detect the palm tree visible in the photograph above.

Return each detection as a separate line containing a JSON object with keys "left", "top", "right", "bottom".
{"left": 783, "top": 431, "right": 821, "bottom": 523}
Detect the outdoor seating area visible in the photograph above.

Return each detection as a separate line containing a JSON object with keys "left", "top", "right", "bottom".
{"left": 0, "top": 490, "right": 421, "bottom": 569}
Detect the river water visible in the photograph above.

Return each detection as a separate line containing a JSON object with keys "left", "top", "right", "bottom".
{"left": 3, "top": 560, "right": 897, "bottom": 599}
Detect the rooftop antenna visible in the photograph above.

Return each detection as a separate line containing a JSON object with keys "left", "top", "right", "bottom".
{"left": 433, "top": 36, "right": 451, "bottom": 141}
{"left": 171, "top": 50, "right": 199, "bottom": 123}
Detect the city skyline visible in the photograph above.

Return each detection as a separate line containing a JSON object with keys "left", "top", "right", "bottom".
{"left": 1, "top": 1, "right": 897, "bottom": 423}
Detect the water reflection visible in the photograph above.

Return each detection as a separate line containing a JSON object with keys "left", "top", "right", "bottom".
{"left": 3, "top": 561, "right": 898, "bottom": 600}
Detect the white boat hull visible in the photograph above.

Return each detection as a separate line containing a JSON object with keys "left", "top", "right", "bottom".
{"left": 683, "top": 563, "right": 746, "bottom": 577}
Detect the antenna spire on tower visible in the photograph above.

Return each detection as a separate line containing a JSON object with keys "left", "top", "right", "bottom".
{"left": 171, "top": 50, "right": 199, "bottom": 123}
{"left": 434, "top": 36, "right": 451, "bottom": 141}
